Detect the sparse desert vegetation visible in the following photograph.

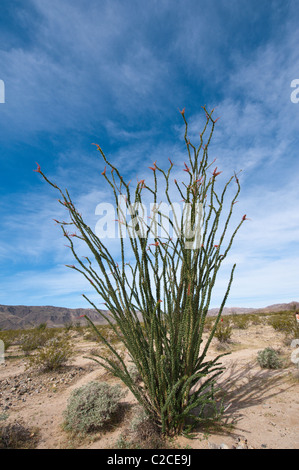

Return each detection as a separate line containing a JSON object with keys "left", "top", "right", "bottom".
{"left": 0, "top": 308, "right": 299, "bottom": 449}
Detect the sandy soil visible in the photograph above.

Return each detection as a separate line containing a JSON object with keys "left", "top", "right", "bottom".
{"left": 1, "top": 324, "right": 299, "bottom": 449}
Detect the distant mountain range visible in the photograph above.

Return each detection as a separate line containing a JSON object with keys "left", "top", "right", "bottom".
{"left": 0, "top": 301, "right": 298, "bottom": 330}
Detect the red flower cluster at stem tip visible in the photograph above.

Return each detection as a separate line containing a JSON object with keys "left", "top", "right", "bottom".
{"left": 149, "top": 161, "right": 157, "bottom": 171}
{"left": 183, "top": 162, "right": 190, "bottom": 173}
{"left": 33, "top": 162, "right": 41, "bottom": 173}
{"left": 212, "top": 167, "right": 222, "bottom": 177}
{"left": 137, "top": 179, "right": 146, "bottom": 188}
{"left": 101, "top": 166, "right": 106, "bottom": 175}
{"left": 179, "top": 107, "right": 185, "bottom": 115}
{"left": 92, "top": 143, "right": 101, "bottom": 150}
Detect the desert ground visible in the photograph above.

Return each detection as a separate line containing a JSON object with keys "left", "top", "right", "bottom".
{"left": 0, "top": 317, "right": 299, "bottom": 450}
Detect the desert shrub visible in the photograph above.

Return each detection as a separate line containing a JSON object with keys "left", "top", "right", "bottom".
{"left": 0, "top": 334, "right": 12, "bottom": 352}
{"left": 0, "top": 421, "right": 39, "bottom": 449}
{"left": 0, "top": 330, "right": 24, "bottom": 352}
{"left": 83, "top": 328, "right": 101, "bottom": 343}
{"left": 64, "top": 321, "right": 74, "bottom": 332}
{"left": 257, "top": 347, "right": 283, "bottom": 369}
{"left": 231, "top": 315, "right": 250, "bottom": 330}
{"left": 64, "top": 381, "right": 126, "bottom": 434}
{"left": 116, "top": 406, "right": 166, "bottom": 449}
{"left": 19, "top": 328, "right": 57, "bottom": 355}
{"left": 215, "top": 319, "right": 232, "bottom": 343}
{"left": 36, "top": 322, "right": 47, "bottom": 331}
{"left": 249, "top": 314, "right": 263, "bottom": 325}
{"left": 269, "top": 313, "right": 299, "bottom": 339}
{"left": 203, "top": 317, "right": 214, "bottom": 332}
{"left": 26, "top": 334, "right": 74, "bottom": 371}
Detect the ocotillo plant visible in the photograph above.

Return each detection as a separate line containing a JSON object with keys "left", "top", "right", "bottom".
{"left": 35, "top": 106, "right": 246, "bottom": 436}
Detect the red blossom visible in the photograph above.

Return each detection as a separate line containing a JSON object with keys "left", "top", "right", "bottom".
{"left": 149, "top": 241, "right": 159, "bottom": 247}
{"left": 212, "top": 167, "right": 222, "bottom": 177}
{"left": 183, "top": 162, "right": 190, "bottom": 173}
{"left": 33, "top": 162, "right": 41, "bottom": 173}
{"left": 92, "top": 143, "right": 101, "bottom": 150}
{"left": 137, "top": 179, "right": 146, "bottom": 188}
{"left": 101, "top": 166, "right": 107, "bottom": 176}
{"left": 179, "top": 107, "right": 185, "bottom": 115}
{"left": 148, "top": 161, "right": 157, "bottom": 172}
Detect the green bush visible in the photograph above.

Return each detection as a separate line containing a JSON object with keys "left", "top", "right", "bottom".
{"left": 36, "top": 322, "right": 47, "bottom": 331}
{"left": 0, "top": 334, "right": 12, "bottom": 353}
{"left": 20, "top": 329, "right": 56, "bottom": 355}
{"left": 64, "top": 381, "right": 126, "bottom": 434}
{"left": 268, "top": 313, "right": 299, "bottom": 339}
{"left": 257, "top": 347, "right": 283, "bottom": 369}
{"left": 0, "top": 330, "right": 23, "bottom": 352}
{"left": 215, "top": 319, "right": 232, "bottom": 343}
{"left": 231, "top": 315, "right": 250, "bottom": 330}
{"left": 26, "top": 334, "right": 74, "bottom": 371}
{"left": 249, "top": 314, "right": 263, "bottom": 325}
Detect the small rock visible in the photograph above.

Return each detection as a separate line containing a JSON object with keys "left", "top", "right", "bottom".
{"left": 208, "top": 442, "right": 219, "bottom": 449}
{"left": 219, "top": 443, "right": 230, "bottom": 449}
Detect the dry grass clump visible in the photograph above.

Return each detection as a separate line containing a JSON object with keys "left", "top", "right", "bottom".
{"left": 116, "top": 406, "right": 168, "bottom": 449}
{"left": 0, "top": 420, "right": 39, "bottom": 449}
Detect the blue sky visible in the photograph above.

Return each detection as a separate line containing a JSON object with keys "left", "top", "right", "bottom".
{"left": 0, "top": 0, "right": 299, "bottom": 310}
